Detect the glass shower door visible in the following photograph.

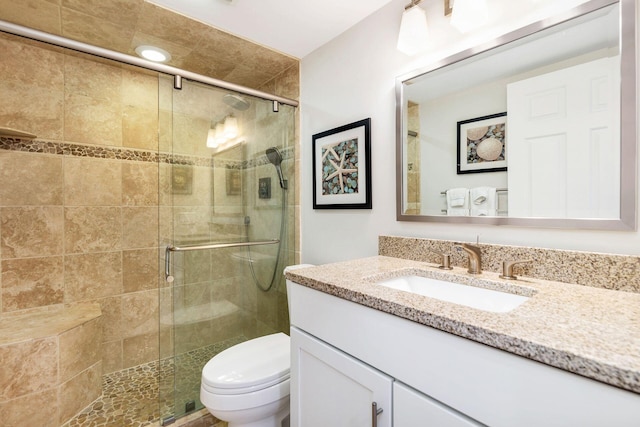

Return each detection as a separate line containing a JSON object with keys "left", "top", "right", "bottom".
{"left": 159, "top": 77, "right": 295, "bottom": 423}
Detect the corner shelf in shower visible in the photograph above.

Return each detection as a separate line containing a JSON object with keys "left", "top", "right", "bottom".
{"left": 0, "top": 127, "right": 37, "bottom": 139}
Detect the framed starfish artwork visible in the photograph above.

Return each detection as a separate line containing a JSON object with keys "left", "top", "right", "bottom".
{"left": 312, "top": 118, "right": 372, "bottom": 209}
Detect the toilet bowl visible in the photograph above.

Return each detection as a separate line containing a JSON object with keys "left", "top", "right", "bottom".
{"left": 200, "top": 332, "right": 291, "bottom": 427}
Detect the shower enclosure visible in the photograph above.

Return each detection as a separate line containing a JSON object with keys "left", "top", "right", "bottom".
{"left": 0, "top": 17, "right": 296, "bottom": 425}
{"left": 158, "top": 77, "right": 296, "bottom": 423}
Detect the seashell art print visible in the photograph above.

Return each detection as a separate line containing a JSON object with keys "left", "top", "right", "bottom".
{"left": 457, "top": 112, "right": 507, "bottom": 174}
{"left": 476, "top": 137, "right": 503, "bottom": 161}
{"left": 466, "top": 126, "right": 489, "bottom": 141}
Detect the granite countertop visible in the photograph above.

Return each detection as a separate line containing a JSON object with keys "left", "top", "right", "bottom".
{"left": 285, "top": 256, "right": 640, "bottom": 395}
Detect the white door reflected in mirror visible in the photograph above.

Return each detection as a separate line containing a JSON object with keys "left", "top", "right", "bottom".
{"left": 507, "top": 57, "right": 620, "bottom": 219}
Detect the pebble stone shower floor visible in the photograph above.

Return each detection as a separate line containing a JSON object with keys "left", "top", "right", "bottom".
{"left": 62, "top": 337, "right": 245, "bottom": 427}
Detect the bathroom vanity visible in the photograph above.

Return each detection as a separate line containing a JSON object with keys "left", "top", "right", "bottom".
{"left": 286, "top": 257, "right": 640, "bottom": 426}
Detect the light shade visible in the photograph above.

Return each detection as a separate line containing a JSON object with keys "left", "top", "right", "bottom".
{"left": 223, "top": 116, "right": 238, "bottom": 139}
{"left": 134, "top": 45, "right": 171, "bottom": 63}
{"left": 207, "top": 116, "right": 242, "bottom": 150}
{"left": 397, "top": 4, "right": 429, "bottom": 56}
{"left": 206, "top": 128, "right": 218, "bottom": 148}
{"left": 215, "top": 122, "right": 226, "bottom": 145}
{"left": 450, "top": 0, "right": 489, "bottom": 33}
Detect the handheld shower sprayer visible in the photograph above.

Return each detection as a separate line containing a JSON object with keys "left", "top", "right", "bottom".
{"left": 246, "top": 147, "right": 289, "bottom": 293}
{"left": 266, "top": 147, "right": 287, "bottom": 190}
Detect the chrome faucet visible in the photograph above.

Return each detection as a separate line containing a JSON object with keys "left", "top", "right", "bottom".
{"left": 454, "top": 243, "right": 482, "bottom": 274}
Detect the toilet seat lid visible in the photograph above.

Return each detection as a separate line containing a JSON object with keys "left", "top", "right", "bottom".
{"left": 202, "top": 333, "right": 290, "bottom": 392}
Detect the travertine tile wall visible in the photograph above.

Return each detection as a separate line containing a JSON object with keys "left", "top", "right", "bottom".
{"left": 0, "top": 32, "right": 162, "bottom": 374}
{"left": 0, "top": 28, "right": 298, "bottom": 377}
{"left": 0, "top": 1, "right": 299, "bottom": 424}
{"left": 0, "top": 0, "right": 299, "bottom": 91}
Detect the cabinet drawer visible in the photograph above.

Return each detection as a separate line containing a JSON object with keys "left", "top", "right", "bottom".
{"left": 394, "top": 382, "right": 482, "bottom": 427}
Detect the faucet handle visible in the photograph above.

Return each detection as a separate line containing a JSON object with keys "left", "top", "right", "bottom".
{"left": 499, "top": 259, "right": 533, "bottom": 280}
{"left": 427, "top": 248, "right": 453, "bottom": 270}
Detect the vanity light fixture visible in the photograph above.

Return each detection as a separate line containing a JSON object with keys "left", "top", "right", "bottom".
{"left": 215, "top": 122, "right": 226, "bottom": 145}
{"left": 206, "top": 122, "right": 226, "bottom": 148}
{"left": 397, "top": 0, "right": 491, "bottom": 55}
{"left": 397, "top": 0, "right": 430, "bottom": 56}
{"left": 207, "top": 116, "right": 241, "bottom": 150}
{"left": 223, "top": 116, "right": 239, "bottom": 139}
{"left": 450, "top": 0, "right": 489, "bottom": 33}
{"left": 134, "top": 45, "right": 172, "bottom": 63}
{"left": 206, "top": 128, "right": 218, "bottom": 148}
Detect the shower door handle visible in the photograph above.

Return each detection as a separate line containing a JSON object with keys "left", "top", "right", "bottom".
{"left": 164, "top": 239, "right": 279, "bottom": 281}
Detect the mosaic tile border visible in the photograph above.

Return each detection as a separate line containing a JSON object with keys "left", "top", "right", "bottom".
{"left": 0, "top": 137, "right": 294, "bottom": 169}
{"left": 212, "top": 146, "right": 294, "bottom": 170}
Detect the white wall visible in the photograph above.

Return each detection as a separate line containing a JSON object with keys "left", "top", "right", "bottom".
{"left": 300, "top": 0, "right": 639, "bottom": 265}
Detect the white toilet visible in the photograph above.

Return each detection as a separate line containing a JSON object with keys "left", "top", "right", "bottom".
{"left": 200, "top": 332, "right": 291, "bottom": 427}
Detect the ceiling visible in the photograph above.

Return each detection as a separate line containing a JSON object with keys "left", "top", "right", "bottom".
{"left": 147, "top": 0, "right": 397, "bottom": 58}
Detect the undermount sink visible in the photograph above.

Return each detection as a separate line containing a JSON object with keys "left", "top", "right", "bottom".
{"left": 376, "top": 275, "right": 529, "bottom": 313}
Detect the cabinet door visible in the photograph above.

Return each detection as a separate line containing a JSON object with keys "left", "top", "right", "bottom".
{"left": 290, "top": 327, "right": 392, "bottom": 427}
{"left": 394, "top": 382, "right": 482, "bottom": 427}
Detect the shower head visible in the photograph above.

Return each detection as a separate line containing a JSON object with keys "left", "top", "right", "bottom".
{"left": 266, "top": 146, "right": 283, "bottom": 166}
{"left": 266, "top": 147, "right": 287, "bottom": 190}
{"left": 223, "top": 94, "right": 250, "bottom": 111}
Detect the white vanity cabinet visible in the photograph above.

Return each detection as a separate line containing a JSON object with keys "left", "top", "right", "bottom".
{"left": 290, "top": 328, "right": 392, "bottom": 427}
{"left": 287, "top": 280, "right": 640, "bottom": 427}
{"left": 291, "top": 327, "right": 479, "bottom": 427}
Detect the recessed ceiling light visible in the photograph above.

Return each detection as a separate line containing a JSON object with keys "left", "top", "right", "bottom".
{"left": 134, "top": 45, "right": 172, "bottom": 63}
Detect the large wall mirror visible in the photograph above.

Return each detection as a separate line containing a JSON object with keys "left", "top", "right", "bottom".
{"left": 396, "top": 0, "right": 637, "bottom": 230}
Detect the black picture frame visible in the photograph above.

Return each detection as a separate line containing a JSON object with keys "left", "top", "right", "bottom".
{"left": 457, "top": 112, "right": 507, "bottom": 174}
{"left": 312, "top": 118, "right": 372, "bottom": 209}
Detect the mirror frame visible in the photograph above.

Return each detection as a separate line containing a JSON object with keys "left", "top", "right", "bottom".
{"left": 395, "top": 0, "right": 637, "bottom": 230}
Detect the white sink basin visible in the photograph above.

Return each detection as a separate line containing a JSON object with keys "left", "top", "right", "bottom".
{"left": 376, "top": 275, "right": 528, "bottom": 313}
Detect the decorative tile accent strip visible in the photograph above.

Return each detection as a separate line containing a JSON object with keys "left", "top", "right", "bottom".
{"left": 0, "top": 137, "right": 162, "bottom": 162}
{"left": 213, "top": 146, "right": 295, "bottom": 170}
{"left": 0, "top": 137, "right": 293, "bottom": 169}
{"left": 378, "top": 235, "right": 640, "bottom": 293}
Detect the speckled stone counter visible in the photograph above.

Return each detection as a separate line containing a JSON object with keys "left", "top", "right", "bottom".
{"left": 285, "top": 256, "right": 640, "bottom": 394}
{"left": 379, "top": 235, "right": 640, "bottom": 293}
